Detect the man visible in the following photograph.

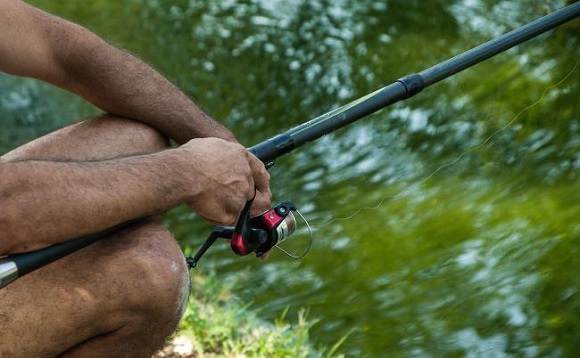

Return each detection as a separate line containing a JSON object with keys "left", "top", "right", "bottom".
{"left": 0, "top": 0, "right": 272, "bottom": 357}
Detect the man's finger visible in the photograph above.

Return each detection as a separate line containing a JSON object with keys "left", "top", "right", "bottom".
{"left": 247, "top": 152, "right": 270, "bottom": 192}
{"left": 247, "top": 152, "right": 271, "bottom": 215}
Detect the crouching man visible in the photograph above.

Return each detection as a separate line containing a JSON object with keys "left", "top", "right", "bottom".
{"left": 0, "top": 1, "right": 271, "bottom": 357}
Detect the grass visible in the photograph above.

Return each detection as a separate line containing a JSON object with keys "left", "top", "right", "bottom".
{"left": 154, "top": 271, "right": 346, "bottom": 358}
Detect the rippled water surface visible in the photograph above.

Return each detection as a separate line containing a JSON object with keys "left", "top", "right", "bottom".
{"left": 2, "top": 0, "right": 579, "bottom": 356}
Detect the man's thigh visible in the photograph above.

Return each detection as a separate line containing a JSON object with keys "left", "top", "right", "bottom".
{"left": 1, "top": 113, "right": 169, "bottom": 162}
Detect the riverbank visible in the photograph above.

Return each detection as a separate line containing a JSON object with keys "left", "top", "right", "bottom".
{"left": 152, "top": 272, "right": 345, "bottom": 358}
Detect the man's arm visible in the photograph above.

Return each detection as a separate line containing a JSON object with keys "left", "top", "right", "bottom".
{"left": 0, "top": 0, "right": 234, "bottom": 144}
{"left": 0, "top": 138, "right": 267, "bottom": 255}
{"left": 0, "top": 1, "right": 273, "bottom": 255}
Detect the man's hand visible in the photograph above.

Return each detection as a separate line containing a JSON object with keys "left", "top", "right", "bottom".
{"left": 178, "top": 138, "right": 271, "bottom": 226}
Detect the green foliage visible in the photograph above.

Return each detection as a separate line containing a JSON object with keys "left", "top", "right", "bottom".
{"left": 175, "top": 272, "right": 345, "bottom": 358}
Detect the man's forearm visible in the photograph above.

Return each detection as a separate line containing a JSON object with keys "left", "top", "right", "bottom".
{"left": 0, "top": 150, "right": 191, "bottom": 254}
{"left": 0, "top": 136, "right": 263, "bottom": 255}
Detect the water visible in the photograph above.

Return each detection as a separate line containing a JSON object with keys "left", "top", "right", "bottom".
{"left": 2, "top": 0, "right": 579, "bottom": 356}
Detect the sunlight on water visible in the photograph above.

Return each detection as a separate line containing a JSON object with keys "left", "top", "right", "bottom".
{"left": 3, "top": 0, "right": 579, "bottom": 356}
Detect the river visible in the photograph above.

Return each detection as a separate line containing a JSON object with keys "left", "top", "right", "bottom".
{"left": 1, "top": 0, "right": 579, "bottom": 356}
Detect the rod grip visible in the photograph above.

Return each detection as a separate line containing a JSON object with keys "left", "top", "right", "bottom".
{"left": 249, "top": 133, "right": 295, "bottom": 168}
{"left": 5, "top": 220, "right": 136, "bottom": 282}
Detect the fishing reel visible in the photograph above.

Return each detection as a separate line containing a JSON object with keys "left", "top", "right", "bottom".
{"left": 187, "top": 199, "right": 301, "bottom": 268}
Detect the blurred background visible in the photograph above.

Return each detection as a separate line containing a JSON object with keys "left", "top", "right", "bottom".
{"left": 1, "top": 0, "right": 578, "bottom": 356}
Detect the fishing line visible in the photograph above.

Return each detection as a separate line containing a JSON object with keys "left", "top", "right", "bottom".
{"left": 274, "top": 208, "right": 313, "bottom": 259}
{"left": 312, "top": 59, "right": 579, "bottom": 230}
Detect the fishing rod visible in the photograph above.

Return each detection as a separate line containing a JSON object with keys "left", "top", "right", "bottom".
{"left": 249, "top": 2, "right": 580, "bottom": 166}
{"left": 1, "top": 2, "right": 578, "bottom": 288}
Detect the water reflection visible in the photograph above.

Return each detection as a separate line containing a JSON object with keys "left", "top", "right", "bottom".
{"left": 3, "top": 0, "right": 579, "bottom": 356}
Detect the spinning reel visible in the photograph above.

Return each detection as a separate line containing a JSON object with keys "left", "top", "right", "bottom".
{"left": 187, "top": 199, "right": 306, "bottom": 268}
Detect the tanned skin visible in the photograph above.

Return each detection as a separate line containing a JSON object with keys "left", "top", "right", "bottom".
{"left": 0, "top": 1, "right": 271, "bottom": 357}
{"left": 0, "top": 0, "right": 271, "bottom": 254}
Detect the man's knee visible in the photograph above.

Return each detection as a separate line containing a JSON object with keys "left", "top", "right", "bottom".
{"left": 94, "top": 114, "right": 171, "bottom": 154}
{"left": 0, "top": 221, "right": 190, "bottom": 357}
{"left": 114, "top": 221, "right": 191, "bottom": 333}
{"left": 77, "top": 220, "right": 192, "bottom": 356}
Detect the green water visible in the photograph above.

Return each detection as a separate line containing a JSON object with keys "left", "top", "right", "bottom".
{"left": 2, "top": 0, "right": 579, "bottom": 356}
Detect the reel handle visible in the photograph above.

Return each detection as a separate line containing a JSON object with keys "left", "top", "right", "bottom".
{"left": 187, "top": 226, "right": 234, "bottom": 268}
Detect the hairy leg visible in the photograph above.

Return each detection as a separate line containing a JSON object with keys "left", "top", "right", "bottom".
{"left": 0, "top": 221, "right": 190, "bottom": 358}
{"left": 0, "top": 115, "right": 190, "bottom": 357}
{"left": 1, "top": 114, "right": 170, "bottom": 162}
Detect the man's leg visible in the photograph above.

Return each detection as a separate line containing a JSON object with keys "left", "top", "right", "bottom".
{"left": 0, "top": 114, "right": 170, "bottom": 162}
{"left": 0, "top": 115, "right": 191, "bottom": 357}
